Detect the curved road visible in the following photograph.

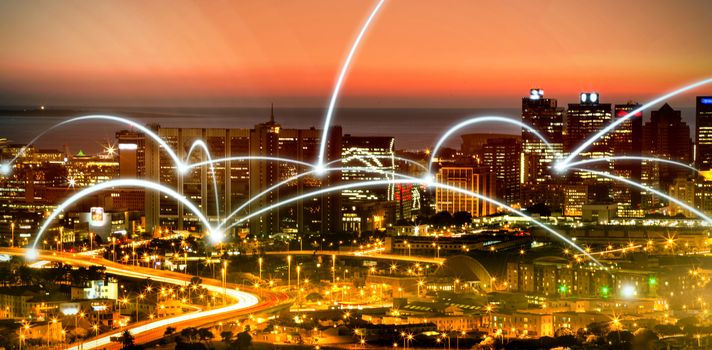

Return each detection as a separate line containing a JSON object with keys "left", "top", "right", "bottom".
{"left": 0, "top": 248, "right": 291, "bottom": 350}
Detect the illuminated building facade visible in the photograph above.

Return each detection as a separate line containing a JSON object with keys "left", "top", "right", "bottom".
{"left": 611, "top": 103, "right": 643, "bottom": 214}
{"left": 566, "top": 92, "right": 613, "bottom": 179}
{"left": 434, "top": 166, "right": 495, "bottom": 217}
{"left": 695, "top": 96, "right": 712, "bottom": 171}
{"left": 482, "top": 137, "right": 521, "bottom": 205}
{"left": 521, "top": 89, "right": 564, "bottom": 185}
{"left": 563, "top": 184, "right": 588, "bottom": 217}
{"left": 144, "top": 110, "right": 342, "bottom": 236}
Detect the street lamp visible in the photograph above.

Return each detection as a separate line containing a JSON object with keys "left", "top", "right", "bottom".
{"left": 258, "top": 257, "right": 263, "bottom": 281}
{"left": 10, "top": 222, "right": 14, "bottom": 248}
{"left": 287, "top": 255, "right": 292, "bottom": 288}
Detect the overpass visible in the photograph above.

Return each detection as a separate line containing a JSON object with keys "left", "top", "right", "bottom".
{"left": 0, "top": 248, "right": 290, "bottom": 350}
{"left": 265, "top": 249, "right": 445, "bottom": 265}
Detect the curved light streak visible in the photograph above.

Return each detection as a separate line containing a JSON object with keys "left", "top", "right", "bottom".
{"left": 564, "top": 156, "right": 699, "bottom": 173}
{"left": 317, "top": 0, "right": 387, "bottom": 169}
{"left": 221, "top": 176, "right": 602, "bottom": 266}
{"left": 572, "top": 167, "right": 712, "bottom": 224}
{"left": 187, "top": 156, "right": 313, "bottom": 170}
{"left": 10, "top": 115, "right": 183, "bottom": 168}
{"left": 30, "top": 179, "right": 219, "bottom": 254}
{"left": 217, "top": 166, "right": 402, "bottom": 230}
{"left": 428, "top": 116, "right": 552, "bottom": 173}
{"left": 185, "top": 140, "right": 221, "bottom": 222}
{"left": 556, "top": 77, "right": 712, "bottom": 171}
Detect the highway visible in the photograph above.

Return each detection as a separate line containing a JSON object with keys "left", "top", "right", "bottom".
{"left": 0, "top": 248, "right": 290, "bottom": 350}
{"left": 265, "top": 249, "right": 445, "bottom": 264}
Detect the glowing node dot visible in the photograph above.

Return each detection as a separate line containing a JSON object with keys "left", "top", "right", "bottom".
{"left": 0, "top": 163, "right": 11, "bottom": 176}
{"left": 314, "top": 164, "right": 326, "bottom": 176}
{"left": 26, "top": 249, "right": 38, "bottom": 261}
{"left": 422, "top": 174, "right": 435, "bottom": 187}
{"left": 209, "top": 230, "right": 224, "bottom": 244}
{"left": 177, "top": 164, "right": 189, "bottom": 174}
{"left": 552, "top": 162, "right": 567, "bottom": 173}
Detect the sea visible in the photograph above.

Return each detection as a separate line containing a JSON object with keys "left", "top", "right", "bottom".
{"left": 0, "top": 107, "right": 522, "bottom": 154}
{"left": 0, "top": 105, "right": 697, "bottom": 154}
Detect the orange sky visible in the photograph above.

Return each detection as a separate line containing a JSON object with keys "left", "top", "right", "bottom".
{"left": 1, "top": 0, "right": 712, "bottom": 107}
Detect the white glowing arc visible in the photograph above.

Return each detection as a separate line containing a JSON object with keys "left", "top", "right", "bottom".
{"left": 11, "top": 115, "right": 183, "bottom": 167}
{"left": 186, "top": 156, "right": 313, "bottom": 170}
{"left": 217, "top": 166, "right": 400, "bottom": 230}
{"left": 222, "top": 176, "right": 602, "bottom": 266}
{"left": 317, "top": 0, "right": 387, "bottom": 168}
{"left": 31, "top": 179, "right": 219, "bottom": 251}
{"left": 563, "top": 156, "right": 699, "bottom": 173}
{"left": 573, "top": 167, "right": 712, "bottom": 224}
{"left": 556, "top": 77, "right": 712, "bottom": 171}
{"left": 185, "top": 140, "right": 221, "bottom": 222}
{"left": 428, "top": 116, "right": 553, "bottom": 173}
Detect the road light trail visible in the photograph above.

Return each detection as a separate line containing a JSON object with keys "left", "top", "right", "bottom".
{"left": 1, "top": 248, "right": 263, "bottom": 350}
{"left": 317, "top": 0, "right": 387, "bottom": 169}
{"left": 572, "top": 167, "right": 712, "bottom": 224}
{"left": 563, "top": 156, "right": 699, "bottom": 173}
{"left": 555, "top": 77, "right": 712, "bottom": 172}
{"left": 30, "top": 179, "right": 218, "bottom": 254}
{"left": 223, "top": 176, "right": 602, "bottom": 265}
{"left": 428, "top": 116, "right": 553, "bottom": 174}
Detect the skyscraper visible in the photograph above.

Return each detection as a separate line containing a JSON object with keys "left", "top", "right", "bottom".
{"left": 482, "top": 137, "right": 521, "bottom": 205}
{"left": 695, "top": 96, "right": 712, "bottom": 171}
{"left": 566, "top": 92, "right": 613, "bottom": 179}
{"left": 521, "top": 89, "right": 564, "bottom": 185}
{"left": 642, "top": 103, "right": 692, "bottom": 207}
{"left": 611, "top": 103, "right": 643, "bottom": 211}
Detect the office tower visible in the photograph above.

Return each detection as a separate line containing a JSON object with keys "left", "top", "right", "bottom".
{"left": 434, "top": 166, "right": 496, "bottom": 217}
{"left": 340, "top": 135, "right": 395, "bottom": 232}
{"left": 116, "top": 130, "right": 146, "bottom": 179}
{"left": 566, "top": 92, "right": 613, "bottom": 160}
{"left": 521, "top": 89, "right": 564, "bottom": 185}
{"left": 641, "top": 103, "right": 692, "bottom": 207}
{"left": 611, "top": 103, "right": 643, "bottom": 212}
{"left": 563, "top": 185, "right": 588, "bottom": 217}
{"left": 482, "top": 137, "right": 521, "bottom": 204}
{"left": 696, "top": 96, "right": 712, "bottom": 171}
{"left": 341, "top": 135, "right": 395, "bottom": 202}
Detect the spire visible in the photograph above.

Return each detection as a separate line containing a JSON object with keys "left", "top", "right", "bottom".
{"left": 270, "top": 103, "right": 275, "bottom": 123}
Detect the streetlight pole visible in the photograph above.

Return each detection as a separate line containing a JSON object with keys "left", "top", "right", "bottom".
{"left": 258, "top": 257, "right": 263, "bottom": 281}
{"left": 287, "top": 255, "right": 292, "bottom": 288}
{"left": 10, "top": 222, "right": 14, "bottom": 248}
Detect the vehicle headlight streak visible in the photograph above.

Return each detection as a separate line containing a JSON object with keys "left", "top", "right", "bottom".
{"left": 555, "top": 77, "right": 712, "bottom": 172}
{"left": 317, "top": 0, "right": 387, "bottom": 170}
{"left": 427, "top": 116, "right": 553, "bottom": 174}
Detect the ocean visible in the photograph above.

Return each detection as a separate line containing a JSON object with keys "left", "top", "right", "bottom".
{"left": 0, "top": 107, "right": 522, "bottom": 154}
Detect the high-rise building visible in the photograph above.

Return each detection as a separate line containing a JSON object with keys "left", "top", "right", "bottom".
{"left": 116, "top": 130, "right": 146, "bottom": 179}
{"left": 695, "top": 96, "right": 712, "bottom": 171}
{"left": 144, "top": 109, "right": 343, "bottom": 237}
{"left": 611, "top": 103, "right": 643, "bottom": 211}
{"left": 435, "top": 166, "right": 496, "bottom": 217}
{"left": 669, "top": 177, "right": 695, "bottom": 218}
{"left": 482, "top": 138, "right": 521, "bottom": 205}
{"left": 641, "top": 103, "right": 692, "bottom": 207}
{"left": 521, "top": 89, "right": 564, "bottom": 185}
{"left": 341, "top": 135, "right": 395, "bottom": 202}
{"left": 565, "top": 92, "right": 613, "bottom": 164}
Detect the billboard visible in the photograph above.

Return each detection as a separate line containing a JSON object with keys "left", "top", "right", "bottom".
{"left": 90, "top": 207, "right": 104, "bottom": 227}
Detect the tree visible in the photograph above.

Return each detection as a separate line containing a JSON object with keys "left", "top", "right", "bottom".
{"left": 197, "top": 328, "right": 214, "bottom": 343}
{"left": 164, "top": 327, "right": 176, "bottom": 336}
{"left": 430, "top": 211, "right": 453, "bottom": 227}
{"left": 236, "top": 330, "right": 252, "bottom": 350}
{"left": 220, "top": 330, "right": 233, "bottom": 345}
{"left": 452, "top": 211, "right": 473, "bottom": 226}
{"left": 113, "top": 330, "right": 142, "bottom": 350}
